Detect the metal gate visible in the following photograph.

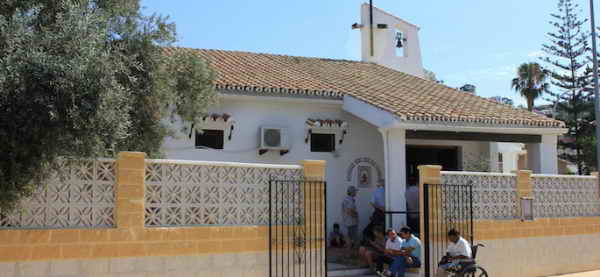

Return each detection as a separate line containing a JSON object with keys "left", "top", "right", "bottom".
{"left": 269, "top": 178, "right": 327, "bottom": 277}
{"left": 423, "top": 183, "right": 474, "bottom": 277}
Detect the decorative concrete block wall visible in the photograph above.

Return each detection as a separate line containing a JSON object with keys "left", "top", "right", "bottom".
{"left": 420, "top": 166, "right": 600, "bottom": 277}
{"left": 0, "top": 159, "right": 117, "bottom": 229}
{"left": 0, "top": 152, "right": 326, "bottom": 277}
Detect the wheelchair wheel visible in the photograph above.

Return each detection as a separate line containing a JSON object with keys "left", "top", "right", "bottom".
{"left": 455, "top": 265, "right": 488, "bottom": 277}
{"left": 462, "top": 265, "right": 488, "bottom": 277}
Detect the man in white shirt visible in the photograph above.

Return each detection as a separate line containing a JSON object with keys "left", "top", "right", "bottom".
{"left": 436, "top": 229, "right": 472, "bottom": 277}
{"left": 375, "top": 229, "right": 403, "bottom": 276}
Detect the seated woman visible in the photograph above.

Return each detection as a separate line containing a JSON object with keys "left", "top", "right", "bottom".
{"left": 359, "top": 225, "right": 386, "bottom": 273}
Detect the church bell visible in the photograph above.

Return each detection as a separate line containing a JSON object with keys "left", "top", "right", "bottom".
{"left": 395, "top": 32, "right": 404, "bottom": 48}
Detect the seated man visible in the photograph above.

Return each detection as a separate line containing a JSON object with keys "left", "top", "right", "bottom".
{"left": 389, "top": 227, "right": 421, "bottom": 277}
{"left": 375, "top": 229, "right": 403, "bottom": 277}
{"left": 359, "top": 225, "right": 386, "bottom": 273}
{"left": 436, "top": 229, "right": 472, "bottom": 277}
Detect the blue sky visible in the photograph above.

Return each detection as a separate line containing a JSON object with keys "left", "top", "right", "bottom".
{"left": 141, "top": 0, "right": 595, "bottom": 106}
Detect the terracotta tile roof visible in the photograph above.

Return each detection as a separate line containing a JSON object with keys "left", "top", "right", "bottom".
{"left": 165, "top": 47, "right": 564, "bottom": 128}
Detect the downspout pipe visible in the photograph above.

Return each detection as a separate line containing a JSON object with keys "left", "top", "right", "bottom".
{"left": 378, "top": 127, "right": 391, "bottom": 229}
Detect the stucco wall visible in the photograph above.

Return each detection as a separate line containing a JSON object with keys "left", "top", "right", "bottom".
{"left": 162, "top": 96, "right": 492, "bottom": 234}
{"left": 162, "top": 96, "right": 386, "bottom": 236}
{"left": 359, "top": 4, "right": 425, "bottom": 77}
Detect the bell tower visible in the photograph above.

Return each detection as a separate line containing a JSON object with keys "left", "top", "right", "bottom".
{"left": 354, "top": 3, "right": 425, "bottom": 78}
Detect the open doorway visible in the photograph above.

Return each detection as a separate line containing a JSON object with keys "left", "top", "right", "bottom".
{"left": 405, "top": 146, "right": 460, "bottom": 237}
{"left": 406, "top": 145, "right": 460, "bottom": 180}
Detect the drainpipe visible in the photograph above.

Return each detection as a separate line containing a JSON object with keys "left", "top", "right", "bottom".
{"left": 378, "top": 127, "right": 391, "bottom": 229}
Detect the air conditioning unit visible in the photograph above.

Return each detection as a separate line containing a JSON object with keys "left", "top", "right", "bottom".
{"left": 260, "top": 127, "right": 289, "bottom": 151}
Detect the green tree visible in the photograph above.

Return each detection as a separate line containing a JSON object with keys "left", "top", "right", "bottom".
{"left": 423, "top": 69, "right": 437, "bottom": 82}
{"left": 511, "top": 62, "right": 549, "bottom": 111}
{"left": 0, "top": 0, "right": 217, "bottom": 210}
{"left": 541, "top": 0, "right": 595, "bottom": 174}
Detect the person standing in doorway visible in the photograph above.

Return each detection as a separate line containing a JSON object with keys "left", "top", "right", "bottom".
{"left": 405, "top": 176, "right": 420, "bottom": 235}
{"left": 342, "top": 186, "right": 359, "bottom": 249}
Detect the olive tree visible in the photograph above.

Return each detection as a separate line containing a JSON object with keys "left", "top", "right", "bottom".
{"left": 0, "top": 0, "right": 216, "bottom": 210}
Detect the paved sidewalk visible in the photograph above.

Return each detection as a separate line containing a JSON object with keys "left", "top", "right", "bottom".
{"left": 548, "top": 270, "right": 600, "bottom": 277}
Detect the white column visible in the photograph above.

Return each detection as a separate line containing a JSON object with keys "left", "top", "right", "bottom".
{"left": 489, "top": 142, "right": 500, "bottom": 172}
{"left": 526, "top": 135, "right": 558, "bottom": 174}
{"left": 380, "top": 128, "right": 406, "bottom": 230}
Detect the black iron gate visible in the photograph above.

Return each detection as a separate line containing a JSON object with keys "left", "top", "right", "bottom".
{"left": 269, "top": 178, "right": 327, "bottom": 277}
{"left": 423, "top": 183, "right": 474, "bottom": 277}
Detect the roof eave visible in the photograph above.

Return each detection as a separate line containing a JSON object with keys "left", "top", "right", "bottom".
{"left": 394, "top": 122, "right": 568, "bottom": 136}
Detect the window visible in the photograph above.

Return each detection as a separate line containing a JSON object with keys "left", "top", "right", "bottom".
{"left": 195, "top": 129, "right": 224, "bottom": 149}
{"left": 310, "top": 133, "right": 335, "bottom": 152}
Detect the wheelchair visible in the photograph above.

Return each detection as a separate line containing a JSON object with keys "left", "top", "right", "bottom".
{"left": 443, "top": 243, "right": 488, "bottom": 277}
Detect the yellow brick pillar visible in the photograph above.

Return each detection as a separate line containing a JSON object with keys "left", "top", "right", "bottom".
{"left": 301, "top": 160, "right": 326, "bottom": 181}
{"left": 300, "top": 160, "right": 326, "bottom": 253}
{"left": 116, "top": 152, "right": 146, "bottom": 229}
{"left": 418, "top": 165, "right": 441, "bottom": 243}
{"left": 516, "top": 170, "right": 533, "bottom": 221}
{"left": 517, "top": 170, "right": 533, "bottom": 198}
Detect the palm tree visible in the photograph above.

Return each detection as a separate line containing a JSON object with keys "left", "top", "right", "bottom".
{"left": 511, "top": 62, "right": 549, "bottom": 111}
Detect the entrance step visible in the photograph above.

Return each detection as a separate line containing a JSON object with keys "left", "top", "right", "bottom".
{"left": 328, "top": 269, "right": 420, "bottom": 277}
{"left": 328, "top": 268, "right": 371, "bottom": 277}
{"left": 327, "top": 274, "right": 379, "bottom": 277}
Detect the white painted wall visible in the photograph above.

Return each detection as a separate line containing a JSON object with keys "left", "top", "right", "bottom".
{"left": 380, "top": 128, "right": 407, "bottom": 230}
{"left": 527, "top": 135, "right": 559, "bottom": 174}
{"left": 489, "top": 142, "right": 524, "bottom": 173}
{"left": 343, "top": 96, "right": 399, "bottom": 128}
{"left": 162, "top": 95, "right": 516, "bottom": 236}
{"left": 360, "top": 4, "right": 425, "bottom": 78}
{"left": 162, "top": 95, "right": 385, "bottom": 236}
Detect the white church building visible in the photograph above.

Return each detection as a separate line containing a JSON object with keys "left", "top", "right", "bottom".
{"left": 162, "top": 4, "right": 566, "bottom": 232}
